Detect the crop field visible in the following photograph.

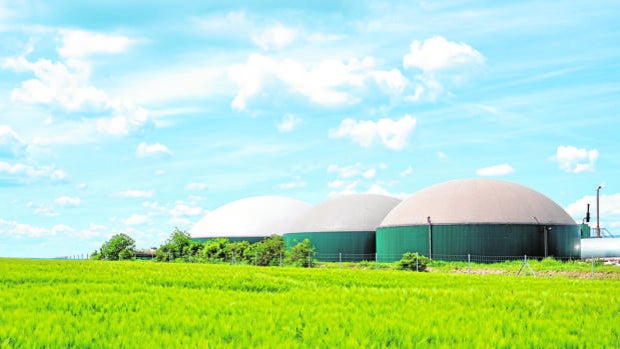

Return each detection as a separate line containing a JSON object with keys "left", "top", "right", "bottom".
{"left": 1, "top": 258, "right": 619, "bottom": 348}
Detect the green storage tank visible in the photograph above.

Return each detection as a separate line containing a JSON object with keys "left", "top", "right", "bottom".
{"left": 190, "top": 196, "right": 311, "bottom": 243}
{"left": 376, "top": 178, "right": 580, "bottom": 262}
{"left": 284, "top": 194, "right": 400, "bottom": 262}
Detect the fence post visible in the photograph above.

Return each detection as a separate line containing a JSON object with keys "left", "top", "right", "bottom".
{"left": 307, "top": 252, "right": 312, "bottom": 268}
{"left": 416, "top": 254, "right": 419, "bottom": 272}
{"left": 592, "top": 256, "right": 595, "bottom": 280}
{"left": 279, "top": 252, "right": 283, "bottom": 267}
{"left": 468, "top": 254, "right": 471, "bottom": 274}
{"left": 255, "top": 251, "right": 257, "bottom": 266}
{"left": 375, "top": 253, "right": 378, "bottom": 269}
{"left": 339, "top": 252, "right": 342, "bottom": 269}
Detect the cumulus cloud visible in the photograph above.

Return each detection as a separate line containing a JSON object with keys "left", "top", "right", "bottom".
{"left": 0, "top": 161, "right": 67, "bottom": 182}
{"left": 403, "top": 36, "right": 484, "bottom": 101}
{"left": 54, "top": 196, "right": 81, "bottom": 207}
{"left": 276, "top": 114, "right": 302, "bottom": 132}
{"left": 0, "top": 125, "right": 26, "bottom": 158}
{"left": 230, "top": 54, "right": 407, "bottom": 110}
{"left": 58, "top": 29, "right": 134, "bottom": 59}
{"left": 115, "top": 190, "right": 153, "bottom": 198}
{"left": 275, "top": 176, "right": 307, "bottom": 189}
{"left": 565, "top": 193, "right": 620, "bottom": 229}
{"left": 169, "top": 201, "right": 203, "bottom": 217}
{"left": 553, "top": 145, "right": 599, "bottom": 173}
{"left": 476, "top": 163, "right": 515, "bottom": 176}
{"left": 252, "top": 23, "right": 297, "bottom": 50}
{"left": 123, "top": 213, "right": 149, "bottom": 226}
{"left": 328, "top": 163, "right": 363, "bottom": 178}
{"left": 0, "top": 219, "right": 69, "bottom": 237}
{"left": 400, "top": 166, "right": 413, "bottom": 177}
{"left": 136, "top": 142, "right": 172, "bottom": 158}
{"left": 329, "top": 114, "right": 416, "bottom": 150}
{"left": 186, "top": 182, "right": 207, "bottom": 191}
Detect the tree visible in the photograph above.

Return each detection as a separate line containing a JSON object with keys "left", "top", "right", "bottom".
{"left": 245, "top": 235, "right": 285, "bottom": 266}
{"left": 98, "top": 233, "right": 135, "bottom": 261}
{"left": 287, "top": 239, "right": 315, "bottom": 267}
{"left": 155, "top": 228, "right": 203, "bottom": 262}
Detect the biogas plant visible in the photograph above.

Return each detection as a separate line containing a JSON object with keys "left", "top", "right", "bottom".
{"left": 190, "top": 178, "right": 617, "bottom": 262}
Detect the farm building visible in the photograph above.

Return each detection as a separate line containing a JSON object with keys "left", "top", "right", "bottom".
{"left": 284, "top": 194, "right": 401, "bottom": 261}
{"left": 376, "top": 178, "right": 581, "bottom": 262}
{"left": 190, "top": 196, "right": 311, "bottom": 243}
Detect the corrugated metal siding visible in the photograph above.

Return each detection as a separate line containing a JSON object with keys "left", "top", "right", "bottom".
{"left": 283, "top": 231, "right": 376, "bottom": 262}
{"left": 376, "top": 224, "right": 580, "bottom": 262}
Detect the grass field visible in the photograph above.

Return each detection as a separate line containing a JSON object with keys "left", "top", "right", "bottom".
{"left": 1, "top": 258, "right": 619, "bottom": 348}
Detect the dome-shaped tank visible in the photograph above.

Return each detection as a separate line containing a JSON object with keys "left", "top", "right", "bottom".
{"left": 285, "top": 194, "right": 400, "bottom": 261}
{"left": 376, "top": 178, "right": 580, "bottom": 262}
{"left": 190, "top": 196, "right": 311, "bottom": 243}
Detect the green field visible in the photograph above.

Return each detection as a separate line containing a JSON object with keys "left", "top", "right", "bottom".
{"left": 1, "top": 258, "right": 619, "bottom": 348}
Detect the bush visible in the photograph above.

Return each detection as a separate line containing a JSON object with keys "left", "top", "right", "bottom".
{"left": 98, "top": 233, "right": 136, "bottom": 261}
{"left": 287, "top": 239, "right": 315, "bottom": 268}
{"left": 397, "top": 252, "right": 431, "bottom": 272}
{"left": 245, "top": 235, "right": 285, "bottom": 266}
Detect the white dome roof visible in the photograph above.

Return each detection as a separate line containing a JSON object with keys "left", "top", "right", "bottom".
{"left": 190, "top": 196, "right": 312, "bottom": 238}
{"left": 380, "top": 178, "right": 576, "bottom": 227}
{"left": 289, "top": 194, "right": 401, "bottom": 233}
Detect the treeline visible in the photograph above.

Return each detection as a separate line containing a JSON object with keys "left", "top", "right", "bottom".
{"left": 91, "top": 228, "right": 315, "bottom": 267}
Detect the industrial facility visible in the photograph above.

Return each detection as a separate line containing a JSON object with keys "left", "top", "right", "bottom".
{"left": 377, "top": 178, "right": 580, "bottom": 262}
{"left": 284, "top": 194, "right": 400, "bottom": 261}
{"left": 191, "top": 178, "right": 615, "bottom": 262}
{"left": 190, "top": 196, "right": 311, "bottom": 243}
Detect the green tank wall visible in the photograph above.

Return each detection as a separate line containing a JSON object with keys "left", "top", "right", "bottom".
{"left": 283, "top": 231, "right": 376, "bottom": 262}
{"left": 191, "top": 236, "right": 265, "bottom": 244}
{"left": 376, "top": 224, "right": 580, "bottom": 262}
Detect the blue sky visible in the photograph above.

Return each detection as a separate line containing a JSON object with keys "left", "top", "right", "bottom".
{"left": 1, "top": 1, "right": 619, "bottom": 257}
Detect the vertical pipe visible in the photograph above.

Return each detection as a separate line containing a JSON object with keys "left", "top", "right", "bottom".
{"left": 544, "top": 227, "right": 548, "bottom": 258}
{"left": 597, "top": 185, "right": 602, "bottom": 237}
{"left": 427, "top": 216, "right": 432, "bottom": 260}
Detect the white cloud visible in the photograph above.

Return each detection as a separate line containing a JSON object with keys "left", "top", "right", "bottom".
{"left": 76, "top": 183, "right": 87, "bottom": 189}
{"left": 403, "top": 36, "right": 484, "bottom": 101}
{"left": 400, "top": 166, "right": 413, "bottom": 177}
{"left": 186, "top": 182, "right": 207, "bottom": 191}
{"left": 252, "top": 24, "right": 297, "bottom": 50}
{"left": 0, "top": 125, "right": 26, "bottom": 158}
{"left": 276, "top": 113, "right": 302, "bottom": 132}
{"left": 115, "top": 190, "right": 153, "bottom": 198}
{"left": 169, "top": 202, "right": 203, "bottom": 217}
{"left": 553, "top": 145, "right": 599, "bottom": 173}
{"left": 58, "top": 29, "right": 134, "bottom": 59}
{"left": 275, "top": 176, "right": 307, "bottom": 189}
{"left": 476, "top": 163, "right": 515, "bottom": 176}
{"left": 230, "top": 54, "right": 405, "bottom": 111}
{"left": 54, "top": 196, "right": 81, "bottom": 207}
{"left": 123, "top": 214, "right": 149, "bottom": 226}
{"left": 329, "top": 114, "right": 417, "bottom": 150}
{"left": 437, "top": 151, "right": 448, "bottom": 160}
{"left": 404, "top": 36, "right": 484, "bottom": 72}
{"left": 136, "top": 142, "right": 172, "bottom": 158}
{"left": 0, "top": 219, "right": 54, "bottom": 237}
{"left": 565, "top": 193, "right": 620, "bottom": 229}
{"left": 362, "top": 168, "right": 376, "bottom": 179}
{"left": 0, "top": 161, "right": 67, "bottom": 182}
{"left": 3, "top": 56, "right": 109, "bottom": 112}
{"left": 328, "top": 163, "right": 363, "bottom": 178}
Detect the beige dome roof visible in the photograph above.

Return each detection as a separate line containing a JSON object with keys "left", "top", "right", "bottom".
{"left": 380, "top": 178, "right": 576, "bottom": 227}
{"left": 289, "top": 194, "right": 401, "bottom": 233}
{"left": 190, "top": 196, "right": 311, "bottom": 238}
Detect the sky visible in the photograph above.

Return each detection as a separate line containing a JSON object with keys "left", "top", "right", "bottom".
{"left": 1, "top": 0, "right": 619, "bottom": 258}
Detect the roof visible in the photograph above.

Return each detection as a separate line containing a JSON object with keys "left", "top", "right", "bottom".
{"left": 289, "top": 194, "right": 401, "bottom": 233}
{"left": 380, "top": 178, "right": 576, "bottom": 227}
{"left": 190, "top": 196, "right": 312, "bottom": 238}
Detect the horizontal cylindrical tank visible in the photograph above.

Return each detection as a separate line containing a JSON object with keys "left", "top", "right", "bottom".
{"left": 581, "top": 238, "right": 620, "bottom": 258}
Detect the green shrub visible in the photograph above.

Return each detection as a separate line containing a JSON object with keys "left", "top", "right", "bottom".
{"left": 397, "top": 252, "right": 430, "bottom": 271}
{"left": 287, "top": 239, "right": 315, "bottom": 268}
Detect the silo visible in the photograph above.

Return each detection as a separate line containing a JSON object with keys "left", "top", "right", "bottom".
{"left": 190, "top": 196, "right": 311, "bottom": 243}
{"left": 284, "top": 194, "right": 401, "bottom": 261}
{"left": 376, "top": 178, "right": 580, "bottom": 262}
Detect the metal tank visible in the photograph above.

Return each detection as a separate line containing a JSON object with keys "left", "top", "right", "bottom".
{"left": 376, "top": 178, "right": 581, "bottom": 262}
{"left": 190, "top": 196, "right": 312, "bottom": 243}
{"left": 284, "top": 194, "right": 401, "bottom": 262}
